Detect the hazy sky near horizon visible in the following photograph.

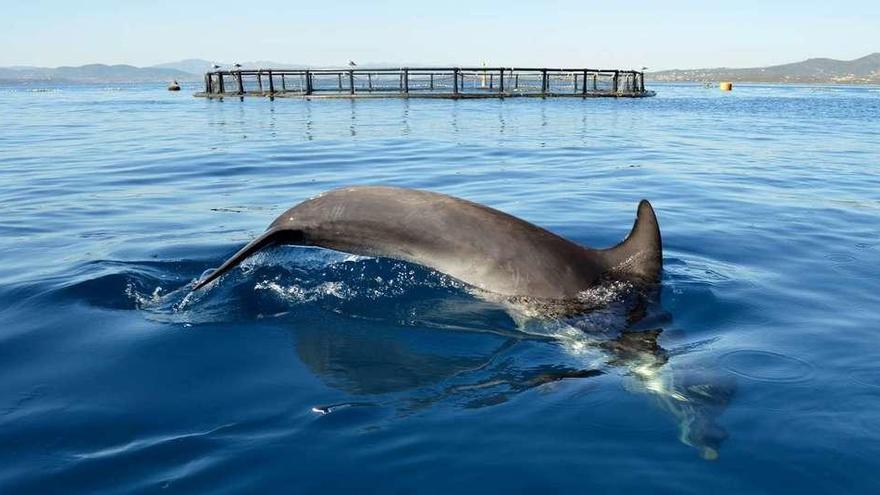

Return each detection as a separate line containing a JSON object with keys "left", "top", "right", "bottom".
{"left": 3, "top": 0, "right": 878, "bottom": 69}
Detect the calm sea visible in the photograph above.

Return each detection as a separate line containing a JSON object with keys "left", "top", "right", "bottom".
{"left": 1, "top": 82, "right": 878, "bottom": 494}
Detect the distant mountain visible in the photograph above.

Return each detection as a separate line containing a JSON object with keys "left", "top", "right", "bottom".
{"left": 149, "top": 59, "right": 221, "bottom": 75}
{"left": 0, "top": 59, "right": 390, "bottom": 83}
{"left": 7, "top": 54, "right": 879, "bottom": 84}
{"left": 0, "top": 59, "right": 310, "bottom": 82}
{"left": 149, "top": 59, "right": 311, "bottom": 75}
{"left": 0, "top": 64, "right": 195, "bottom": 83}
{"left": 649, "top": 53, "right": 880, "bottom": 84}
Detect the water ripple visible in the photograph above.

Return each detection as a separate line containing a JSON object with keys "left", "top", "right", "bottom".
{"left": 720, "top": 350, "right": 815, "bottom": 383}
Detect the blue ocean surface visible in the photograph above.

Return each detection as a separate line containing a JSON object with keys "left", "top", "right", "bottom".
{"left": 1, "top": 82, "right": 878, "bottom": 493}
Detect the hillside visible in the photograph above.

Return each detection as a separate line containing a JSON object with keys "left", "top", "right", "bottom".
{"left": 149, "top": 59, "right": 222, "bottom": 75}
{"left": 4, "top": 54, "right": 879, "bottom": 84}
{"left": 0, "top": 64, "right": 195, "bottom": 83}
{"left": 649, "top": 53, "right": 880, "bottom": 84}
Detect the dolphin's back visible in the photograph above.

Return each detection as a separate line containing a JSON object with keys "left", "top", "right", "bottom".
{"left": 194, "top": 186, "right": 662, "bottom": 300}
{"left": 274, "top": 187, "right": 602, "bottom": 298}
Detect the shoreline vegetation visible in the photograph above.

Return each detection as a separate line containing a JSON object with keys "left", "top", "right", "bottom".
{"left": 1, "top": 53, "right": 878, "bottom": 85}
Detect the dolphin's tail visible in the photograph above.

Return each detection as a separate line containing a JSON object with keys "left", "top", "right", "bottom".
{"left": 597, "top": 200, "right": 663, "bottom": 283}
{"left": 192, "top": 227, "right": 305, "bottom": 291}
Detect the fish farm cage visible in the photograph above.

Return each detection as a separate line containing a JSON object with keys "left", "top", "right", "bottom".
{"left": 196, "top": 67, "right": 653, "bottom": 99}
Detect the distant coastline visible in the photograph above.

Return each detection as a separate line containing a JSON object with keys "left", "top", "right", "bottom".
{"left": 0, "top": 64, "right": 197, "bottom": 84}
{"left": 2, "top": 53, "right": 879, "bottom": 85}
{"left": 0, "top": 60, "right": 401, "bottom": 84}
{"left": 648, "top": 53, "right": 880, "bottom": 84}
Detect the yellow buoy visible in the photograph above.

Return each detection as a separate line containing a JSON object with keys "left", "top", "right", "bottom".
{"left": 719, "top": 81, "right": 733, "bottom": 91}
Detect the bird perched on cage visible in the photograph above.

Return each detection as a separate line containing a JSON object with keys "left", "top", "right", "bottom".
{"left": 348, "top": 61, "right": 357, "bottom": 67}
{"left": 212, "top": 64, "right": 221, "bottom": 71}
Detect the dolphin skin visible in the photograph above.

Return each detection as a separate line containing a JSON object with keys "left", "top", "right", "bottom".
{"left": 193, "top": 186, "right": 662, "bottom": 304}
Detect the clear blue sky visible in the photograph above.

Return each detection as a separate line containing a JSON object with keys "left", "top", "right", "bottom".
{"left": 2, "top": 0, "right": 878, "bottom": 69}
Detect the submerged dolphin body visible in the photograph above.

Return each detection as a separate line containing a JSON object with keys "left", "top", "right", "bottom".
{"left": 193, "top": 186, "right": 662, "bottom": 307}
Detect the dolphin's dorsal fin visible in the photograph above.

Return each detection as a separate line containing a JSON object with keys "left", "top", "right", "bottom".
{"left": 598, "top": 200, "right": 662, "bottom": 283}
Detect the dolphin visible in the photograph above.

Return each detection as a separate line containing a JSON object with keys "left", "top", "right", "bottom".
{"left": 193, "top": 186, "right": 662, "bottom": 308}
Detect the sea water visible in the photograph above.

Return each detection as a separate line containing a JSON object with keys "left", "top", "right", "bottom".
{"left": 0, "top": 82, "right": 878, "bottom": 493}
